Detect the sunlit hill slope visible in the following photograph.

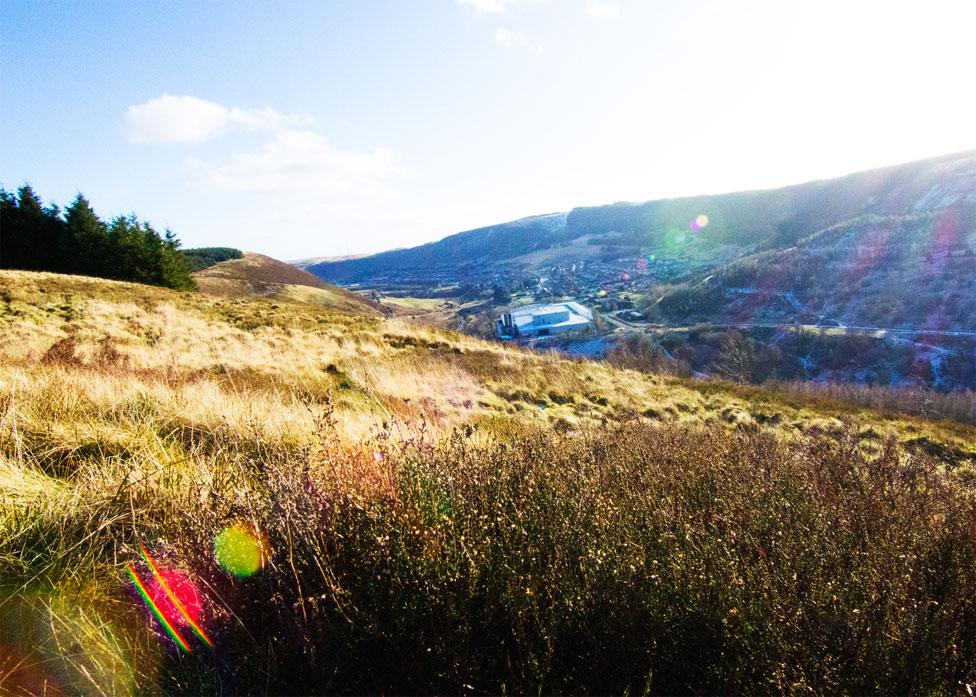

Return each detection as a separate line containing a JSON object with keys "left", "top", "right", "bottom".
{"left": 191, "top": 251, "right": 386, "bottom": 315}
{"left": 1, "top": 269, "right": 975, "bottom": 694}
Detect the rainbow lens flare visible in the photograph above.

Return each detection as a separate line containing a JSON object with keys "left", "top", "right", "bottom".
{"left": 690, "top": 214, "right": 709, "bottom": 232}
{"left": 126, "top": 547, "right": 212, "bottom": 652}
{"left": 214, "top": 524, "right": 266, "bottom": 578}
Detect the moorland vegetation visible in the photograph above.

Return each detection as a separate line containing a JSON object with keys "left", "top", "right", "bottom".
{"left": 1, "top": 269, "right": 975, "bottom": 694}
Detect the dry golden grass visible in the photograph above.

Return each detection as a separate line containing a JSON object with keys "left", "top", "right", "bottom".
{"left": 1, "top": 269, "right": 975, "bottom": 694}
{"left": 2, "top": 269, "right": 974, "bottom": 455}
{"left": 191, "top": 252, "right": 385, "bottom": 315}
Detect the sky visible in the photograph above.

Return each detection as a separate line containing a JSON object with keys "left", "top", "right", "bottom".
{"left": 2, "top": 0, "right": 975, "bottom": 260}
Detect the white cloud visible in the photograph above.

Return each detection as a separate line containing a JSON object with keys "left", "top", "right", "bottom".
{"left": 198, "top": 128, "right": 405, "bottom": 195}
{"left": 494, "top": 26, "right": 543, "bottom": 51}
{"left": 125, "top": 94, "right": 312, "bottom": 144}
{"left": 585, "top": 1, "right": 619, "bottom": 19}
{"left": 458, "top": 0, "right": 546, "bottom": 14}
{"left": 125, "top": 94, "right": 405, "bottom": 216}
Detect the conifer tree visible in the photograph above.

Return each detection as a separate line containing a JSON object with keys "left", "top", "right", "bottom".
{"left": 161, "top": 228, "right": 196, "bottom": 290}
{"left": 64, "top": 194, "right": 108, "bottom": 276}
{"left": 3, "top": 183, "right": 196, "bottom": 290}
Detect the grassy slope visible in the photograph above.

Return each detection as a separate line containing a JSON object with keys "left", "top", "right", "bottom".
{"left": 2, "top": 270, "right": 973, "bottom": 455}
{"left": 192, "top": 252, "right": 386, "bottom": 315}
{"left": 1, "top": 270, "right": 975, "bottom": 694}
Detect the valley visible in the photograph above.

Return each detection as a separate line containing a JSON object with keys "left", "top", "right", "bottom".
{"left": 301, "top": 151, "right": 976, "bottom": 392}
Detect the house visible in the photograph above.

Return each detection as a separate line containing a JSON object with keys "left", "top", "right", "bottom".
{"left": 496, "top": 301, "right": 593, "bottom": 339}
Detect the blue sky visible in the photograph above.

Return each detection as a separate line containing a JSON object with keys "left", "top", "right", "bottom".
{"left": 3, "top": 0, "right": 975, "bottom": 260}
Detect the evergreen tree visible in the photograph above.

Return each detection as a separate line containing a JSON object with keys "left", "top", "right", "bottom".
{"left": 9, "top": 185, "right": 45, "bottom": 268}
{"left": 16, "top": 184, "right": 43, "bottom": 217}
{"left": 3, "top": 182, "right": 196, "bottom": 290}
{"left": 0, "top": 184, "right": 67, "bottom": 270}
{"left": 38, "top": 201, "right": 67, "bottom": 271}
{"left": 161, "top": 229, "right": 196, "bottom": 290}
{"left": 64, "top": 194, "right": 108, "bottom": 276}
{"left": 0, "top": 188, "right": 21, "bottom": 267}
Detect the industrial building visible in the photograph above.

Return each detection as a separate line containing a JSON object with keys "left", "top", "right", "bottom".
{"left": 496, "top": 301, "right": 593, "bottom": 339}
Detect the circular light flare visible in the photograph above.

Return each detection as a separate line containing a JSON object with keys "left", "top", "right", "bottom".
{"left": 690, "top": 214, "right": 709, "bottom": 232}
{"left": 214, "top": 524, "right": 266, "bottom": 578}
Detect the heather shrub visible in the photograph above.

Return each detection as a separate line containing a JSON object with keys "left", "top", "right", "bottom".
{"left": 91, "top": 415, "right": 975, "bottom": 695}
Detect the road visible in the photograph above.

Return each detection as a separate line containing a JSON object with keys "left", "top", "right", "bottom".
{"left": 603, "top": 313, "right": 976, "bottom": 340}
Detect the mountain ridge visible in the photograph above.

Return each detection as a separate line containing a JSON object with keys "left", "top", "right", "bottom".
{"left": 305, "top": 149, "right": 976, "bottom": 290}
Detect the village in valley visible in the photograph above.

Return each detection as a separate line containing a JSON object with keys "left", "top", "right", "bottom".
{"left": 356, "top": 252, "right": 680, "bottom": 344}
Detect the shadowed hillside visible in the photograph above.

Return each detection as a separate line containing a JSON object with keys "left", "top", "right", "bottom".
{"left": 646, "top": 206, "right": 976, "bottom": 331}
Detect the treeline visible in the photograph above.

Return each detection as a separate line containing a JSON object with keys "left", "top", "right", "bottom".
{"left": 182, "top": 247, "right": 243, "bottom": 272}
{"left": 0, "top": 184, "right": 195, "bottom": 289}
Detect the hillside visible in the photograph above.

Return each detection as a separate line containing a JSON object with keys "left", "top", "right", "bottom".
{"left": 305, "top": 150, "right": 976, "bottom": 292}
{"left": 302, "top": 151, "right": 976, "bottom": 395}
{"left": 3, "top": 269, "right": 974, "bottom": 451}
{"left": 301, "top": 212, "right": 571, "bottom": 286}
{"left": 2, "top": 270, "right": 975, "bottom": 694}
{"left": 648, "top": 206, "right": 976, "bottom": 329}
{"left": 192, "top": 252, "right": 385, "bottom": 315}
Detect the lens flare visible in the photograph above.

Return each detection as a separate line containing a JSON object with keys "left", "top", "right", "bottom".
{"left": 140, "top": 547, "right": 211, "bottom": 647}
{"left": 214, "top": 524, "right": 266, "bottom": 578}
{"left": 1, "top": 591, "right": 142, "bottom": 695}
{"left": 126, "top": 564, "right": 191, "bottom": 652}
{"left": 0, "top": 643, "right": 66, "bottom": 695}
{"left": 690, "top": 214, "right": 709, "bottom": 232}
{"left": 126, "top": 547, "right": 212, "bottom": 652}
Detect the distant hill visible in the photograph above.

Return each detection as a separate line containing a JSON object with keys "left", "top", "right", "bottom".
{"left": 291, "top": 252, "right": 373, "bottom": 267}
{"left": 306, "top": 150, "right": 976, "bottom": 299}
{"left": 307, "top": 212, "right": 571, "bottom": 285}
{"left": 193, "top": 252, "right": 386, "bottom": 315}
